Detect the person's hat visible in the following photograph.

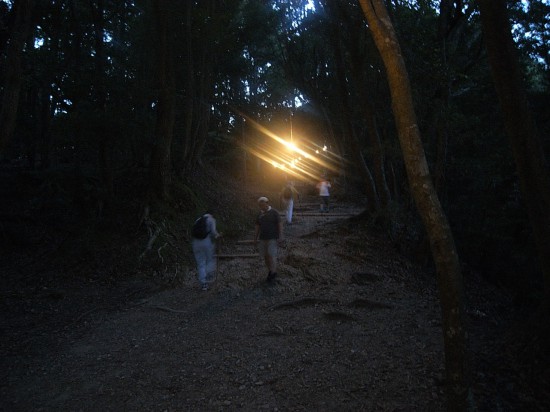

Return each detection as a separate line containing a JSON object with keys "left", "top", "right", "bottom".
{"left": 257, "top": 196, "right": 269, "bottom": 203}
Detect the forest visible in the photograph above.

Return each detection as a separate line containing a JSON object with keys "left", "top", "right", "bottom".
{"left": 1, "top": 0, "right": 549, "bottom": 411}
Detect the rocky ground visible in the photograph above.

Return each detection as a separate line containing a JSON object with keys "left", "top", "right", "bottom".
{"left": 1, "top": 181, "right": 548, "bottom": 411}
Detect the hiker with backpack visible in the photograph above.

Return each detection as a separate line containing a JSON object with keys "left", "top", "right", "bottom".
{"left": 191, "top": 210, "right": 221, "bottom": 291}
{"left": 279, "top": 180, "right": 299, "bottom": 224}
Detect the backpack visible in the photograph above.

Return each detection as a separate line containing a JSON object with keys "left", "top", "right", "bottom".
{"left": 192, "top": 215, "right": 210, "bottom": 239}
{"left": 283, "top": 186, "right": 292, "bottom": 199}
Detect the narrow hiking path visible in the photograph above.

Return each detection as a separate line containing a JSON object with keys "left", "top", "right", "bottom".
{"left": 2, "top": 196, "right": 450, "bottom": 411}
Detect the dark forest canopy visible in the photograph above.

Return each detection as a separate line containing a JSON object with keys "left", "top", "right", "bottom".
{"left": 1, "top": 0, "right": 549, "bottom": 311}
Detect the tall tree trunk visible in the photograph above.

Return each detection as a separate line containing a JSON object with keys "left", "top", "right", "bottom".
{"left": 358, "top": 1, "right": 471, "bottom": 410}
{"left": 67, "top": 0, "right": 87, "bottom": 215}
{"left": 38, "top": 84, "right": 53, "bottom": 170}
{"left": 329, "top": 20, "right": 379, "bottom": 212}
{"left": 183, "top": 45, "right": 213, "bottom": 176}
{"left": 91, "top": 0, "right": 111, "bottom": 184}
{"left": 477, "top": 0, "right": 550, "bottom": 313}
{"left": 0, "top": 0, "right": 33, "bottom": 155}
{"left": 190, "top": 63, "right": 213, "bottom": 169}
{"left": 90, "top": 0, "right": 113, "bottom": 213}
{"left": 333, "top": 0, "right": 391, "bottom": 208}
{"left": 432, "top": 0, "right": 469, "bottom": 197}
{"left": 180, "top": 0, "right": 194, "bottom": 177}
{"left": 362, "top": 101, "right": 391, "bottom": 207}
{"left": 149, "top": 0, "right": 176, "bottom": 200}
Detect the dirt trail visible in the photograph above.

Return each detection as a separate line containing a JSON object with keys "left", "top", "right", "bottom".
{"left": 2, "top": 198, "right": 449, "bottom": 411}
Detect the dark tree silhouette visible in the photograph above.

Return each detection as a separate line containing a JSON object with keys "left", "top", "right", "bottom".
{"left": 477, "top": 0, "right": 550, "bottom": 318}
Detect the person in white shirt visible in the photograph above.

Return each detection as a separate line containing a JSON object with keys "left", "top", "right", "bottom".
{"left": 316, "top": 177, "right": 331, "bottom": 212}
